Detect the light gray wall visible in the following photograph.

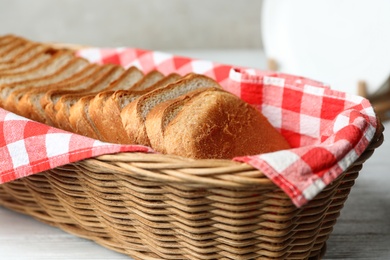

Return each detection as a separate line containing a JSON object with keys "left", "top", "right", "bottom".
{"left": 0, "top": 0, "right": 263, "bottom": 50}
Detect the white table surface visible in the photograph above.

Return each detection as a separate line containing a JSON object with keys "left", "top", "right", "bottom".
{"left": 1, "top": 50, "right": 389, "bottom": 260}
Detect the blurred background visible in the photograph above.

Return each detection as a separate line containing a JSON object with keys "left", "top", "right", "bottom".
{"left": 0, "top": 0, "right": 263, "bottom": 50}
{"left": 1, "top": 1, "right": 390, "bottom": 259}
{"left": 0, "top": 0, "right": 266, "bottom": 70}
{"left": 2, "top": 0, "right": 387, "bottom": 103}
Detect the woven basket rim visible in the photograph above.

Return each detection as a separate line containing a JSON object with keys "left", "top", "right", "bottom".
{"left": 73, "top": 117, "right": 384, "bottom": 189}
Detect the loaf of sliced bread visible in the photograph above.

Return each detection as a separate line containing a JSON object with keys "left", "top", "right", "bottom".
{"left": 0, "top": 35, "right": 290, "bottom": 160}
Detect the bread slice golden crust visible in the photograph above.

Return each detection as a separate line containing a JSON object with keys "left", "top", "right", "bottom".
{"left": 163, "top": 90, "right": 291, "bottom": 159}
{"left": 121, "top": 73, "right": 221, "bottom": 146}
{"left": 68, "top": 95, "right": 102, "bottom": 139}
{"left": 97, "top": 90, "right": 142, "bottom": 143}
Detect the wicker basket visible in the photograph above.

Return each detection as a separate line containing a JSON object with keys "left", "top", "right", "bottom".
{"left": 0, "top": 117, "right": 384, "bottom": 260}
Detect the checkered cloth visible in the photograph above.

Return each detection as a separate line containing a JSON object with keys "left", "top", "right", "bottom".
{"left": 0, "top": 47, "right": 377, "bottom": 207}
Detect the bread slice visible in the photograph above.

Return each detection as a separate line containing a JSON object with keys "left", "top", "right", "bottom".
{"left": 68, "top": 95, "right": 101, "bottom": 139}
{"left": 68, "top": 66, "right": 144, "bottom": 139}
{"left": 106, "top": 66, "right": 144, "bottom": 90}
{"left": 3, "top": 56, "right": 89, "bottom": 113}
{"left": 120, "top": 73, "right": 221, "bottom": 146}
{"left": 54, "top": 65, "right": 124, "bottom": 131}
{"left": 145, "top": 87, "right": 219, "bottom": 153}
{"left": 128, "top": 70, "right": 164, "bottom": 91}
{"left": 163, "top": 89, "right": 291, "bottom": 159}
{"left": 94, "top": 91, "right": 144, "bottom": 143}
{"left": 91, "top": 72, "right": 182, "bottom": 143}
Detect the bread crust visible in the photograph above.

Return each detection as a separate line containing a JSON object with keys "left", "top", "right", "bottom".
{"left": 163, "top": 90, "right": 291, "bottom": 159}
{"left": 145, "top": 88, "right": 221, "bottom": 153}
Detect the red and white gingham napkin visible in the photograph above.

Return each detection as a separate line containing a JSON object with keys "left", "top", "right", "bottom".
{"left": 0, "top": 47, "right": 377, "bottom": 207}
{"left": 0, "top": 109, "right": 153, "bottom": 183}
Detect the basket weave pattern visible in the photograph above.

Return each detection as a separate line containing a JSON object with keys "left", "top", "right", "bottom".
{"left": 0, "top": 121, "right": 384, "bottom": 260}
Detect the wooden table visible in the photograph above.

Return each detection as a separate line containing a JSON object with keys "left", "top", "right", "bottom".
{"left": 1, "top": 50, "right": 389, "bottom": 259}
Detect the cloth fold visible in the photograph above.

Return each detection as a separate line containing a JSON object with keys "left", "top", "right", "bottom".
{"left": 229, "top": 68, "right": 377, "bottom": 206}
{"left": 0, "top": 47, "right": 377, "bottom": 207}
